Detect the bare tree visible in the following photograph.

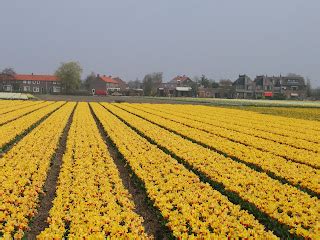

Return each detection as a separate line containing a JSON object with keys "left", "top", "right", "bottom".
{"left": 128, "top": 78, "right": 143, "bottom": 89}
{"left": 143, "top": 72, "right": 162, "bottom": 96}
{"left": 286, "top": 73, "right": 302, "bottom": 77}
{"left": 84, "top": 72, "right": 96, "bottom": 90}
{"left": 1, "top": 67, "right": 16, "bottom": 80}
{"left": 1, "top": 67, "right": 16, "bottom": 91}
{"left": 219, "top": 79, "right": 233, "bottom": 87}
{"left": 306, "top": 77, "right": 312, "bottom": 97}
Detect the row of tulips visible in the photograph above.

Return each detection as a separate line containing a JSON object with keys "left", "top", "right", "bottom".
{"left": 90, "top": 102, "right": 277, "bottom": 239}
{"left": 0, "top": 101, "right": 37, "bottom": 114}
{"left": 140, "top": 103, "right": 319, "bottom": 152}
{"left": 117, "top": 103, "right": 320, "bottom": 194}
{"left": 0, "top": 101, "right": 51, "bottom": 125}
{"left": 38, "top": 103, "right": 147, "bottom": 239}
{"left": 126, "top": 104, "right": 319, "bottom": 168}
{"left": 0, "top": 103, "right": 75, "bottom": 239}
{"left": 0, "top": 101, "right": 64, "bottom": 149}
{"left": 105, "top": 103, "right": 319, "bottom": 239}
{"left": 184, "top": 104, "right": 320, "bottom": 137}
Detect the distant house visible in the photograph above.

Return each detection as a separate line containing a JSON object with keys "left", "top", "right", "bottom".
{"left": 0, "top": 73, "right": 61, "bottom": 94}
{"left": 158, "top": 75, "right": 194, "bottom": 97}
{"left": 254, "top": 75, "right": 274, "bottom": 99}
{"left": 232, "top": 75, "right": 255, "bottom": 99}
{"left": 231, "top": 74, "right": 307, "bottom": 100}
{"left": 253, "top": 75, "right": 306, "bottom": 99}
{"left": 127, "top": 80, "right": 144, "bottom": 96}
{"left": 198, "top": 86, "right": 233, "bottom": 98}
{"left": 276, "top": 76, "right": 306, "bottom": 99}
{"left": 89, "top": 74, "right": 128, "bottom": 95}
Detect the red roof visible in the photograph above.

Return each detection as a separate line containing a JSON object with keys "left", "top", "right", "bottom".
{"left": 99, "top": 75, "right": 119, "bottom": 84}
{"left": 172, "top": 75, "right": 190, "bottom": 82}
{"left": 13, "top": 74, "right": 59, "bottom": 82}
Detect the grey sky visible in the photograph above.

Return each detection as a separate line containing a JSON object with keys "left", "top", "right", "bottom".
{"left": 1, "top": 0, "right": 319, "bottom": 86}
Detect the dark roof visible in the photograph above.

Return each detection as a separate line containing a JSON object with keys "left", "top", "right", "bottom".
{"left": 233, "top": 75, "right": 253, "bottom": 85}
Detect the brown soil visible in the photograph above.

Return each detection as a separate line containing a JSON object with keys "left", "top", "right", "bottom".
{"left": 24, "top": 104, "right": 76, "bottom": 239}
{"left": 89, "top": 103, "right": 169, "bottom": 240}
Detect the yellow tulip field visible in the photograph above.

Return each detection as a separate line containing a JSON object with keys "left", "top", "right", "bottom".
{"left": 0, "top": 100, "right": 319, "bottom": 239}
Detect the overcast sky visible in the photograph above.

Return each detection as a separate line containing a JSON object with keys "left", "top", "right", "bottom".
{"left": 1, "top": 0, "right": 319, "bottom": 86}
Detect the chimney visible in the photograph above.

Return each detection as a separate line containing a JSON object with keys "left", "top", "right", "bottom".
{"left": 103, "top": 75, "right": 106, "bottom": 77}
{"left": 97, "top": 74, "right": 100, "bottom": 77}
{"left": 31, "top": 73, "right": 34, "bottom": 75}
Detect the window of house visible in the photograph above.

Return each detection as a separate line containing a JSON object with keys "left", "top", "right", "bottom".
{"left": 23, "top": 86, "right": 31, "bottom": 92}
{"left": 23, "top": 80, "right": 27, "bottom": 84}
{"left": 53, "top": 81, "right": 56, "bottom": 84}
{"left": 32, "top": 81, "right": 36, "bottom": 84}
{"left": 33, "top": 87, "right": 39, "bottom": 92}
{"left": 37, "top": 81, "right": 40, "bottom": 84}
{"left": 291, "top": 86, "right": 298, "bottom": 91}
{"left": 52, "top": 86, "right": 61, "bottom": 93}
{"left": 3, "top": 85, "right": 12, "bottom": 91}
{"left": 27, "top": 81, "right": 31, "bottom": 84}
{"left": 287, "top": 79, "right": 299, "bottom": 84}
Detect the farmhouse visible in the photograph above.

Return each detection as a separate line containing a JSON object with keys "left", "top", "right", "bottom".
{"left": 233, "top": 74, "right": 307, "bottom": 99}
{"left": 0, "top": 73, "right": 61, "bottom": 94}
{"left": 89, "top": 74, "right": 128, "bottom": 95}
{"left": 158, "top": 75, "right": 194, "bottom": 97}
{"left": 232, "top": 75, "right": 255, "bottom": 99}
{"left": 253, "top": 75, "right": 307, "bottom": 99}
{"left": 198, "top": 85, "right": 233, "bottom": 98}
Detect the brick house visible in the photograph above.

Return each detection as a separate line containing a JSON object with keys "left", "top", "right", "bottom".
{"left": 254, "top": 75, "right": 274, "bottom": 99}
{"left": 89, "top": 74, "right": 128, "bottom": 95}
{"left": 0, "top": 73, "right": 61, "bottom": 94}
{"left": 158, "top": 75, "right": 194, "bottom": 97}
{"left": 253, "top": 75, "right": 306, "bottom": 99}
{"left": 198, "top": 86, "right": 233, "bottom": 98}
{"left": 232, "top": 75, "right": 255, "bottom": 99}
{"left": 274, "top": 76, "right": 306, "bottom": 99}
{"left": 232, "top": 74, "right": 307, "bottom": 99}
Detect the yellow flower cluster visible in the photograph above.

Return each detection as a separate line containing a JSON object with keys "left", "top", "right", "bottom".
{"left": 189, "top": 104, "right": 320, "bottom": 140}
{"left": 104, "top": 103, "right": 320, "bottom": 239}
{"left": 0, "top": 102, "right": 75, "bottom": 239}
{"left": 144, "top": 103, "right": 319, "bottom": 153}
{"left": 38, "top": 103, "right": 147, "bottom": 239}
{"left": 145, "top": 103, "right": 320, "bottom": 142}
{"left": 0, "top": 99, "right": 13, "bottom": 107}
{"left": 118, "top": 104, "right": 320, "bottom": 194}
{"left": 0, "top": 100, "right": 35, "bottom": 114}
{"left": 126, "top": 104, "right": 320, "bottom": 168}
{"left": 91, "top": 102, "right": 277, "bottom": 239}
{"left": 0, "top": 101, "right": 51, "bottom": 125}
{"left": 245, "top": 106, "right": 320, "bottom": 122}
{"left": 0, "top": 101, "right": 65, "bottom": 149}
